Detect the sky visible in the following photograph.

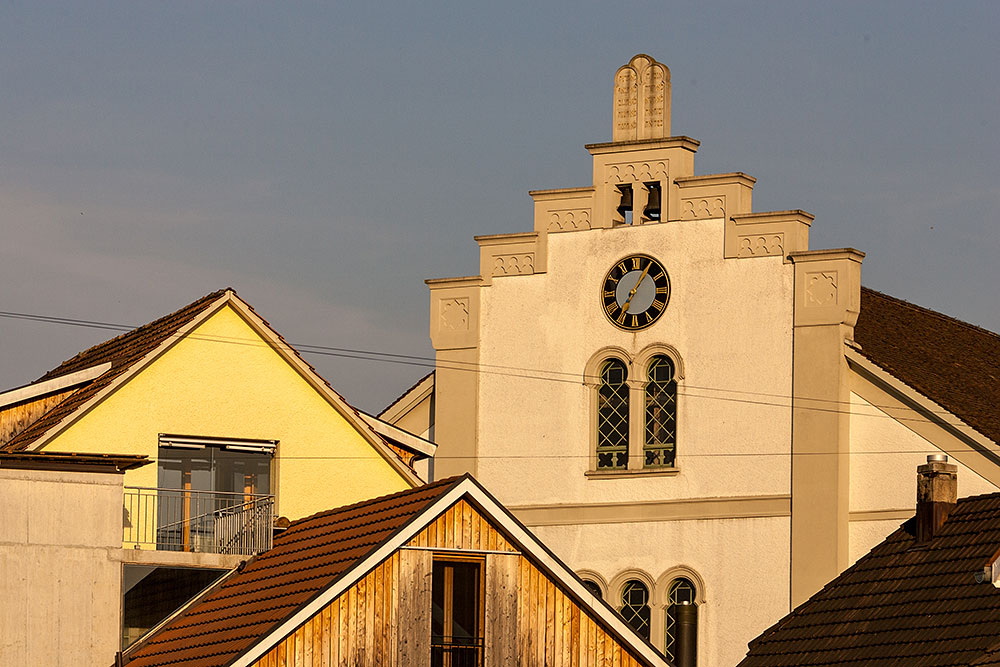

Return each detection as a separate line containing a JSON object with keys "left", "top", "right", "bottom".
{"left": 1, "top": 2, "right": 998, "bottom": 413}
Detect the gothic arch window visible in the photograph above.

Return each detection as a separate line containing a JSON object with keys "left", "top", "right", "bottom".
{"left": 619, "top": 579, "right": 651, "bottom": 640}
{"left": 597, "top": 358, "right": 629, "bottom": 469}
{"left": 644, "top": 355, "right": 677, "bottom": 467}
{"left": 665, "top": 577, "right": 698, "bottom": 665}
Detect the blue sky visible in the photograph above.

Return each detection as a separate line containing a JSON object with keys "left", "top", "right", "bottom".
{"left": 2, "top": 2, "right": 997, "bottom": 411}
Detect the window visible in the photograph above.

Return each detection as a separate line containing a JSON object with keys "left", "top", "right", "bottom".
{"left": 581, "top": 579, "right": 604, "bottom": 599}
{"left": 596, "top": 359, "right": 629, "bottom": 469}
{"left": 155, "top": 435, "right": 274, "bottom": 553}
{"left": 432, "top": 560, "right": 483, "bottom": 667}
{"left": 619, "top": 579, "right": 651, "bottom": 640}
{"left": 644, "top": 355, "right": 677, "bottom": 467}
{"left": 665, "top": 578, "right": 698, "bottom": 666}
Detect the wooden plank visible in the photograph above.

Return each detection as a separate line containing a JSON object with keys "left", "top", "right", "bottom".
{"left": 546, "top": 578, "right": 556, "bottom": 663}
{"left": 389, "top": 552, "right": 399, "bottom": 667}
{"left": 276, "top": 639, "right": 286, "bottom": 667}
{"left": 397, "top": 548, "right": 432, "bottom": 667}
{"left": 462, "top": 501, "right": 473, "bottom": 549}
{"left": 374, "top": 562, "right": 385, "bottom": 664}
{"left": 484, "top": 554, "right": 519, "bottom": 666}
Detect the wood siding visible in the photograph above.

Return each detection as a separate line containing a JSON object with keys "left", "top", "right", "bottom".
{"left": 250, "top": 500, "right": 651, "bottom": 667}
{"left": 0, "top": 389, "right": 76, "bottom": 446}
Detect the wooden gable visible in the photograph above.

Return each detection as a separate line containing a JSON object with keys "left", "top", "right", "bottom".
{"left": 251, "top": 499, "right": 653, "bottom": 667}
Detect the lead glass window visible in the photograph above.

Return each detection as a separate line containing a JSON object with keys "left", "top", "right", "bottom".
{"left": 644, "top": 355, "right": 677, "bottom": 467}
{"left": 597, "top": 359, "right": 629, "bottom": 469}
{"left": 619, "top": 580, "right": 651, "bottom": 640}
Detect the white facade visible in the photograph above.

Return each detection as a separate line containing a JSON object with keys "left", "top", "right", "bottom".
{"left": 394, "top": 54, "right": 1000, "bottom": 666}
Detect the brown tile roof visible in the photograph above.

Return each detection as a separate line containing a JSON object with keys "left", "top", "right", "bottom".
{"left": 123, "top": 476, "right": 466, "bottom": 667}
{"left": 2, "top": 290, "right": 228, "bottom": 451}
{"left": 739, "top": 493, "right": 1000, "bottom": 666}
{"left": 854, "top": 287, "right": 1000, "bottom": 445}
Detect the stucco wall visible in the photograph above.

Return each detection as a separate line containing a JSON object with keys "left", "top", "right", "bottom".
{"left": 533, "top": 515, "right": 790, "bottom": 667}
{"left": 0, "top": 467, "right": 124, "bottom": 666}
{"left": 476, "top": 219, "right": 795, "bottom": 506}
{"left": 40, "top": 305, "right": 410, "bottom": 519}
{"left": 849, "top": 392, "right": 996, "bottom": 511}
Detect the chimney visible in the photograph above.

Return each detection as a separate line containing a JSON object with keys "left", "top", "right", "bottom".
{"left": 916, "top": 454, "right": 957, "bottom": 543}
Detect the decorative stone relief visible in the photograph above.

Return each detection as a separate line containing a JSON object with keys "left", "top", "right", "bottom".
{"left": 606, "top": 161, "right": 667, "bottom": 185}
{"left": 493, "top": 254, "right": 534, "bottom": 276}
{"left": 806, "top": 272, "right": 838, "bottom": 307}
{"left": 681, "top": 196, "right": 726, "bottom": 220}
{"left": 738, "top": 234, "right": 784, "bottom": 258}
{"left": 440, "top": 298, "right": 470, "bottom": 331}
{"left": 548, "top": 209, "right": 592, "bottom": 231}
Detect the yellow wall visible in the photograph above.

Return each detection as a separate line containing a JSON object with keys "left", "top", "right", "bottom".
{"left": 40, "top": 304, "right": 411, "bottom": 518}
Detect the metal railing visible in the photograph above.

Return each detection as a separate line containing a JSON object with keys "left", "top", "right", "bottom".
{"left": 123, "top": 487, "right": 274, "bottom": 556}
{"left": 431, "top": 637, "right": 484, "bottom": 667}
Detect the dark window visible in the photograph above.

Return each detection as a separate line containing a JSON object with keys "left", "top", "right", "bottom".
{"left": 597, "top": 359, "right": 629, "bottom": 469}
{"left": 122, "top": 565, "right": 225, "bottom": 648}
{"left": 432, "top": 560, "right": 483, "bottom": 667}
{"left": 644, "top": 355, "right": 677, "bottom": 467}
{"left": 619, "top": 579, "right": 651, "bottom": 640}
{"left": 665, "top": 578, "right": 698, "bottom": 666}
{"left": 617, "top": 184, "right": 634, "bottom": 225}
{"left": 581, "top": 579, "right": 603, "bottom": 599}
{"left": 643, "top": 182, "right": 661, "bottom": 221}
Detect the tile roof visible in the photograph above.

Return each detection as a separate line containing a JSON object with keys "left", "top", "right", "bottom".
{"left": 739, "top": 492, "right": 1000, "bottom": 666}
{"left": 2, "top": 290, "right": 227, "bottom": 451}
{"left": 854, "top": 287, "right": 1000, "bottom": 445}
{"left": 124, "top": 475, "right": 465, "bottom": 667}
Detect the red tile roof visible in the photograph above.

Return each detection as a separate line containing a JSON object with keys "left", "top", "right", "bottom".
{"left": 739, "top": 492, "right": 1000, "bottom": 666}
{"left": 123, "top": 476, "right": 465, "bottom": 667}
{"left": 2, "top": 290, "right": 227, "bottom": 451}
{"left": 854, "top": 287, "right": 1000, "bottom": 445}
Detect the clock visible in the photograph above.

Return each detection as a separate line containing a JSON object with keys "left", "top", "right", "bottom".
{"left": 602, "top": 254, "right": 671, "bottom": 330}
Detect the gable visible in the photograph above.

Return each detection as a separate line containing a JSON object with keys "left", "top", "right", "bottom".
{"left": 249, "top": 498, "right": 656, "bottom": 667}
{"left": 38, "top": 303, "right": 414, "bottom": 516}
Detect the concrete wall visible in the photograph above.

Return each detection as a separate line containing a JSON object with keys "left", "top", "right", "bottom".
{"left": 0, "top": 467, "right": 124, "bottom": 666}
{"left": 41, "top": 305, "right": 411, "bottom": 520}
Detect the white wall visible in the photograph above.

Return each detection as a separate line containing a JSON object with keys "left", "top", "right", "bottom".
{"left": 476, "top": 219, "right": 795, "bottom": 506}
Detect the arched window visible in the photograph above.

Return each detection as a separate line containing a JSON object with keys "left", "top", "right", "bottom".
{"left": 581, "top": 579, "right": 603, "bottom": 600}
{"left": 597, "top": 359, "right": 629, "bottom": 469}
{"left": 665, "top": 578, "right": 698, "bottom": 666}
{"left": 644, "top": 355, "right": 677, "bottom": 467}
{"left": 619, "top": 580, "right": 651, "bottom": 640}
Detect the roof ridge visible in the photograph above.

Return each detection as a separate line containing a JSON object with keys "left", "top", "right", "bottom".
{"left": 378, "top": 370, "right": 434, "bottom": 418}
{"left": 861, "top": 285, "right": 1000, "bottom": 343}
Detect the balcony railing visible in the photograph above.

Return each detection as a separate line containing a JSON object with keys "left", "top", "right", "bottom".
{"left": 431, "top": 637, "right": 484, "bottom": 667}
{"left": 123, "top": 487, "right": 274, "bottom": 556}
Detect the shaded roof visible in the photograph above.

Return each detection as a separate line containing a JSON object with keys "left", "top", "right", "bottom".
{"left": 854, "top": 287, "right": 1000, "bottom": 445}
{"left": 2, "top": 290, "right": 227, "bottom": 452}
{"left": 0, "top": 450, "right": 150, "bottom": 473}
{"left": 123, "top": 476, "right": 463, "bottom": 667}
{"left": 739, "top": 493, "right": 1000, "bottom": 666}
{"left": 378, "top": 370, "right": 434, "bottom": 419}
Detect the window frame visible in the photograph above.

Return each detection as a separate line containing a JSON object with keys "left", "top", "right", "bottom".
{"left": 431, "top": 555, "right": 486, "bottom": 667}
{"left": 585, "top": 345, "right": 683, "bottom": 477}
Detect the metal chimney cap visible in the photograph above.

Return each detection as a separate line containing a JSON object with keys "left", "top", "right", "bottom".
{"left": 927, "top": 454, "right": 949, "bottom": 463}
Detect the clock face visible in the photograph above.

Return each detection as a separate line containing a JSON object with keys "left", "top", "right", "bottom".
{"left": 602, "top": 254, "right": 671, "bottom": 330}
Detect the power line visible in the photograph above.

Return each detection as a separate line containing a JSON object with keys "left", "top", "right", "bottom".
{"left": 0, "top": 308, "right": 975, "bottom": 428}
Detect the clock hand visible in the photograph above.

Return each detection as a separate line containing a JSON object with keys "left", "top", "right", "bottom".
{"left": 620, "top": 263, "right": 652, "bottom": 313}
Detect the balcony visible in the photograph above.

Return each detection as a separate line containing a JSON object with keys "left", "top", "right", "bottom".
{"left": 123, "top": 487, "right": 274, "bottom": 556}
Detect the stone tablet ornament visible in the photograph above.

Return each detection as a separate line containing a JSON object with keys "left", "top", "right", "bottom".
{"left": 613, "top": 54, "right": 671, "bottom": 143}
